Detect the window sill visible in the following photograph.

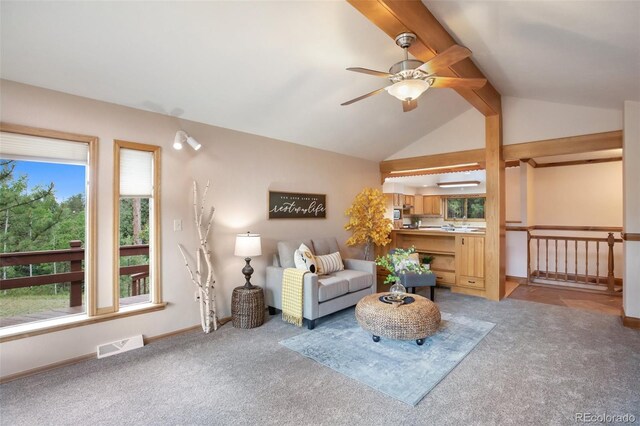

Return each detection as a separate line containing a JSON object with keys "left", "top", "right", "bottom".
{"left": 0, "top": 302, "right": 167, "bottom": 343}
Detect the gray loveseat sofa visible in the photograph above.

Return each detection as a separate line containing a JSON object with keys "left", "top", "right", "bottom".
{"left": 265, "top": 237, "right": 376, "bottom": 329}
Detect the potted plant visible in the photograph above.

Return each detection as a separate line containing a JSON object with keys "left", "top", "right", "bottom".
{"left": 345, "top": 188, "right": 393, "bottom": 261}
{"left": 422, "top": 254, "right": 434, "bottom": 270}
{"left": 375, "top": 247, "right": 432, "bottom": 285}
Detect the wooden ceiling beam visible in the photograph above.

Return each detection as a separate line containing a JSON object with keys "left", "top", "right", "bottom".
{"left": 348, "top": 0, "right": 501, "bottom": 117}
{"left": 502, "top": 130, "right": 623, "bottom": 161}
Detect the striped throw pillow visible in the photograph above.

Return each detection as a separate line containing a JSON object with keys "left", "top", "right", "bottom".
{"left": 315, "top": 252, "right": 344, "bottom": 275}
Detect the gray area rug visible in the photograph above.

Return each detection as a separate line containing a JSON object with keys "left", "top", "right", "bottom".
{"left": 1, "top": 288, "right": 639, "bottom": 425}
{"left": 281, "top": 311, "right": 495, "bottom": 405}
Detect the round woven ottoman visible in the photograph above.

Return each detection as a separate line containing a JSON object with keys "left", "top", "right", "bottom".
{"left": 355, "top": 293, "right": 441, "bottom": 345}
{"left": 231, "top": 286, "right": 265, "bottom": 329}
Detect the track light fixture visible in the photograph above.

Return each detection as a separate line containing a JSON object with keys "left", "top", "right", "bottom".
{"left": 173, "top": 130, "right": 201, "bottom": 151}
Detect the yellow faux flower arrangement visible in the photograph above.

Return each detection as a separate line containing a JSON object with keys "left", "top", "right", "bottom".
{"left": 344, "top": 188, "right": 392, "bottom": 260}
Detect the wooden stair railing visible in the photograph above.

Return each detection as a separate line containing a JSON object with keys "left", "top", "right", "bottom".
{"left": 526, "top": 228, "right": 622, "bottom": 293}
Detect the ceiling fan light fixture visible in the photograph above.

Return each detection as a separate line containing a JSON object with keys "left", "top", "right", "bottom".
{"left": 386, "top": 79, "right": 430, "bottom": 101}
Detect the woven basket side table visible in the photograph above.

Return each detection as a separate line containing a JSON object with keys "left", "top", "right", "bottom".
{"left": 355, "top": 292, "right": 441, "bottom": 345}
{"left": 231, "top": 286, "right": 265, "bottom": 329}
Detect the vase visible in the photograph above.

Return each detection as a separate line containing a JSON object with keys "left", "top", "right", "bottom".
{"left": 389, "top": 281, "right": 406, "bottom": 300}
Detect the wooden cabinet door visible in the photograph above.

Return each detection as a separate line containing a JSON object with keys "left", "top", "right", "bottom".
{"left": 431, "top": 196, "right": 442, "bottom": 216}
{"left": 413, "top": 195, "right": 423, "bottom": 215}
{"left": 423, "top": 196, "right": 432, "bottom": 215}
{"left": 405, "top": 195, "right": 413, "bottom": 206}
{"left": 456, "top": 235, "right": 485, "bottom": 278}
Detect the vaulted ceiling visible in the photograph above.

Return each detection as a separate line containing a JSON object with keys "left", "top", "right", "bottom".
{"left": 1, "top": 1, "right": 638, "bottom": 161}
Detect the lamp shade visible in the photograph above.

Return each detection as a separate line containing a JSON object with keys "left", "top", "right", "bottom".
{"left": 234, "top": 233, "right": 262, "bottom": 257}
{"left": 386, "top": 79, "right": 430, "bottom": 101}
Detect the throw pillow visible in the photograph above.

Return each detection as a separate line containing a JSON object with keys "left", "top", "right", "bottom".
{"left": 315, "top": 251, "right": 344, "bottom": 275}
{"left": 293, "top": 243, "right": 317, "bottom": 274}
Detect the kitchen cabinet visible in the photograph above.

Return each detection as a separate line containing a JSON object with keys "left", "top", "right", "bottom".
{"left": 455, "top": 235, "right": 485, "bottom": 289}
{"left": 404, "top": 195, "right": 414, "bottom": 207}
{"left": 392, "top": 193, "right": 404, "bottom": 208}
{"left": 390, "top": 229, "right": 487, "bottom": 298}
{"left": 423, "top": 196, "right": 443, "bottom": 216}
{"left": 412, "top": 195, "right": 423, "bottom": 215}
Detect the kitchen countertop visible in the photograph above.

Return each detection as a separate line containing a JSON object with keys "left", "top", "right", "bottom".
{"left": 393, "top": 228, "right": 486, "bottom": 235}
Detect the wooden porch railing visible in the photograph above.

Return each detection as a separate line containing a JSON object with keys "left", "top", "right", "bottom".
{"left": 0, "top": 241, "right": 149, "bottom": 306}
{"left": 526, "top": 227, "right": 623, "bottom": 293}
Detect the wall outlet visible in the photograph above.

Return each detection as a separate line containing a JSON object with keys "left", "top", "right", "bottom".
{"left": 174, "top": 219, "right": 182, "bottom": 231}
{"left": 194, "top": 290, "right": 200, "bottom": 302}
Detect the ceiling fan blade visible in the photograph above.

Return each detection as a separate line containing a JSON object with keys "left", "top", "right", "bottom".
{"left": 346, "top": 67, "right": 392, "bottom": 78}
{"left": 341, "top": 87, "right": 388, "bottom": 106}
{"left": 402, "top": 99, "right": 418, "bottom": 112}
{"left": 416, "top": 45, "right": 472, "bottom": 75}
{"left": 430, "top": 76, "right": 487, "bottom": 90}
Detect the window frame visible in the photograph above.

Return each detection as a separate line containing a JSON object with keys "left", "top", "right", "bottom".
{"left": 0, "top": 123, "right": 98, "bottom": 316}
{"left": 112, "top": 140, "right": 162, "bottom": 313}
{"left": 444, "top": 194, "right": 487, "bottom": 221}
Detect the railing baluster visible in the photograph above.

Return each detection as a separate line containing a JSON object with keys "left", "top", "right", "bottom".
{"left": 565, "top": 240, "right": 568, "bottom": 281}
{"left": 607, "top": 233, "right": 615, "bottom": 292}
{"left": 545, "top": 239, "right": 549, "bottom": 279}
{"left": 596, "top": 241, "right": 600, "bottom": 285}
{"left": 527, "top": 231, "right": 531, "bottom": 283}
{"left": 536, "top": 238, "right": 540, "bottom": 278}
{"left": 585, "top": 240, "right": 589, "bottom": 283}
{"left": 555, "top": 239, "right": 558, "bottom": 279}
{"left": 575, "top": 240, "right": 578, "bottom": 283}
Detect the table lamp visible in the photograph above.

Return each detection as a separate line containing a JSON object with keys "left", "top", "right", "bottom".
{"left": 234, "top": 232, "right": 262, "bottom": 289}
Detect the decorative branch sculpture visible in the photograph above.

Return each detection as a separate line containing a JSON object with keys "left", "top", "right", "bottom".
{"left": 178, "top": 180, "right": 218, "bottom": 333}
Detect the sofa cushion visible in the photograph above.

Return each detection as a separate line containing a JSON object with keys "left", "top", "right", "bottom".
{"left": 315, "top": 252, "right": 344, "bottom": 275}
{"left": 293, "top": 244, "right": 317, "bottom": 273}
{"left": 277, "top": 239, "right": 313, "bottom": 268}
{"left": 317, "top": 275, "right": 349, "bottom": 302}
{"left": 334, "top": 269, "right": 373, "bottom": 293}
{"left": 312, "top": 238, "right": 340, "bottom": 256}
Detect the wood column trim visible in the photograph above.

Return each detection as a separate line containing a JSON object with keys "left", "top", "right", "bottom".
{"left": 622, "top": 233, "right": 640, "bottom": 241}
{"left": 485, "top": 113, "right": 505, "bottom": 301}
{"left": 347, "top": 0, "right": 501, "bottom": 116}
{"left": 622, "top": 309, "right": 640, "bottom": 330}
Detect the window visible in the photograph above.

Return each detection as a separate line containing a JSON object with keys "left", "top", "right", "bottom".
{"left": 113, "top": 140, "right": 161, "bottom": 312}
{"left": 445, "top": 196, "right": 485, "bottom": 221}
{"left": 0, "top": 126, "right": 97, "bottom": 328}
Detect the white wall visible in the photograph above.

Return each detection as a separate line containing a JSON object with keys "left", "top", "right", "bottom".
{"left": 502, "top": 97, "right": 623, "bottom": 146}
{"left": 386, "top": 108, "right": 484, "bottom": 160}
{"left": 386, "top": 96, "right": 623, "bottom": 160}
{"left": 505, "top": 166, "right": 521, "bottom": 222}
{"left": 0, "top": 80, "right": 380, "bottom": 378}
{"left": 532, "top": 162, "right": 622, "bottom": 226}
{"left": 623, "top": 101, "right": 640, "bottom": 318}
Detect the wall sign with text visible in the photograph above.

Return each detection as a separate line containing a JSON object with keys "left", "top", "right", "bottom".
{"left": 268, "top": 191, "right": 326, "bottom": 219}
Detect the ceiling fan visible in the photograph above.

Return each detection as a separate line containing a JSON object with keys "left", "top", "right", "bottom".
{"left": 342, "top": 33, "right": 487, "bottom": 112}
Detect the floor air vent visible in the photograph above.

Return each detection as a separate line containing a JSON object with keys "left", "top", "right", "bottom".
{"left": 97, "top": 335, "right": 144, "bottom": 359}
